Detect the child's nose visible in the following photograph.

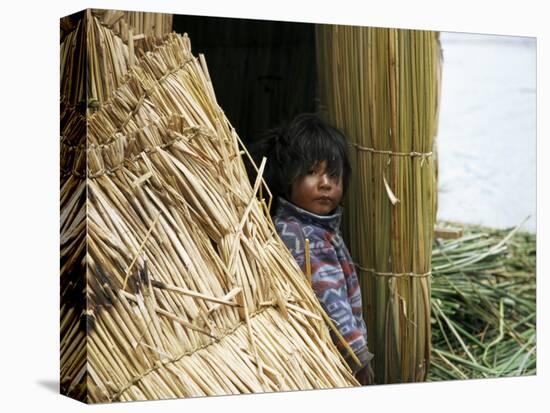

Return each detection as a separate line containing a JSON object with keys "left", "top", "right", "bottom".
{"left": 319, "top": 173, "right": 332, "bottom": 188}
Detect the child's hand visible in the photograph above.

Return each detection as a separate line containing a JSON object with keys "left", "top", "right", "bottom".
{"left": 355, "top": 363, "right": 375, "bottom": 385}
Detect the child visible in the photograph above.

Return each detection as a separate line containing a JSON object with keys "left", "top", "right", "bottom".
{"left": 250, "top": 113, "right": 374, "bottom": 385}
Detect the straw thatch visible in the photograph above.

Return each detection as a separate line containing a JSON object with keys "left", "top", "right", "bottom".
{"left": 61, "top": 10, "right": 357, "bottom": 403}
{"left": 316, "top": 26, "right": 441, "bottom": 383}
{"left": 61, "top": 9, "right": 173, "bottom": 45}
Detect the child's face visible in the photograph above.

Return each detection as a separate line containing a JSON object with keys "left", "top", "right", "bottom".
{"left": 290, "top": 160, "right": 343, "bottom": 215}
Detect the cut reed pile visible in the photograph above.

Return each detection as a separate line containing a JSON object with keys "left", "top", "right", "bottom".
{"left": 430, "top": 221, "right": 536, "bottom": 380}
{"left": 61, "top": 11, "right": 357, "bottom": 403}
{"left": 316, "top": 26, "right": 441, "bottom": 383}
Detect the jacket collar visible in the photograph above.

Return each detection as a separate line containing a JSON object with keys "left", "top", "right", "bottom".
{"left": 276, "top": 197, "right": 342, "bottom": 232}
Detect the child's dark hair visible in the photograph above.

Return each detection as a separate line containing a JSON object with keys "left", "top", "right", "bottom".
{"left": 248, "top": 113, "right": 351, "bottom": 207}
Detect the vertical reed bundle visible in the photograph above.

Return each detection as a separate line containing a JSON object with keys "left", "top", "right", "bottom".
{"left": 316, "top": 25, "right": 441, "bottom": 383}
{"left": 61, "top": 11, "right": 357, "bottom": 403}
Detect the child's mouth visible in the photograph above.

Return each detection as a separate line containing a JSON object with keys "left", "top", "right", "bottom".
{"left": 316, "top": 197, "right": 332, "bottom": 204}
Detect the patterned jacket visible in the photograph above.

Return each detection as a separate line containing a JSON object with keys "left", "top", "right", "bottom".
{"left": 273, "top": 197, "right": 372, "bottom": 370}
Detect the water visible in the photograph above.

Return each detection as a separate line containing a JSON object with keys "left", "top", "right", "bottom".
{"left": 436, "top": 32, "right": 536, "bottom": 233}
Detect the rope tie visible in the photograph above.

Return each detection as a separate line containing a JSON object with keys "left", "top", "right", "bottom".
{"left": 61, "top": 126, "right": 214, "bottom": 179}
{"left": 355, "top": 263, "right": 432, "bottom": 278}
{"left": 350, "top": 142, "right": 433, "bottom": 159}
{"left": 349, "top": 142, "right": 434, "bottom": 204}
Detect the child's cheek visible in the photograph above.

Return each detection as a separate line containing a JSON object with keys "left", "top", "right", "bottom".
{"left": 305, "top": 176, "right": 319, "bottom": 193}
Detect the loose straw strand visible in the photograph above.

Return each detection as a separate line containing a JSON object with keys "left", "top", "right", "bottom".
{"left": 122, "top": 211, "right": 161, "bottom": 290}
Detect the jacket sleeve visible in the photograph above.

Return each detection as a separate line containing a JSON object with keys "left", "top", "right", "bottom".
{"left": 310, "top": 245, "right": 373, "bottom": 371}
{"left": 344, "top": 259, "right": 369, "bottom": 340}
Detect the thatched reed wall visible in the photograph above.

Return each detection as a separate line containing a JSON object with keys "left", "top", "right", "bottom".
{"left": 61, "top": 9, "right": 173, "bottom": 45}
{"left": 60, "top": 10, "right": 357, "bottom": 403}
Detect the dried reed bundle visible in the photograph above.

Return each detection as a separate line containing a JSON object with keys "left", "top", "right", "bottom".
{"left": 61, "top": 12, "right": 357, "bottom": 403}
{"left": 93, "top": 9, "right": 174, "bottom": 43}
{"left": 86, "top": 10, "right": 173, "bottom": 106}
{"left": 316, "top": 25, "right": 441, "bottom": 383}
